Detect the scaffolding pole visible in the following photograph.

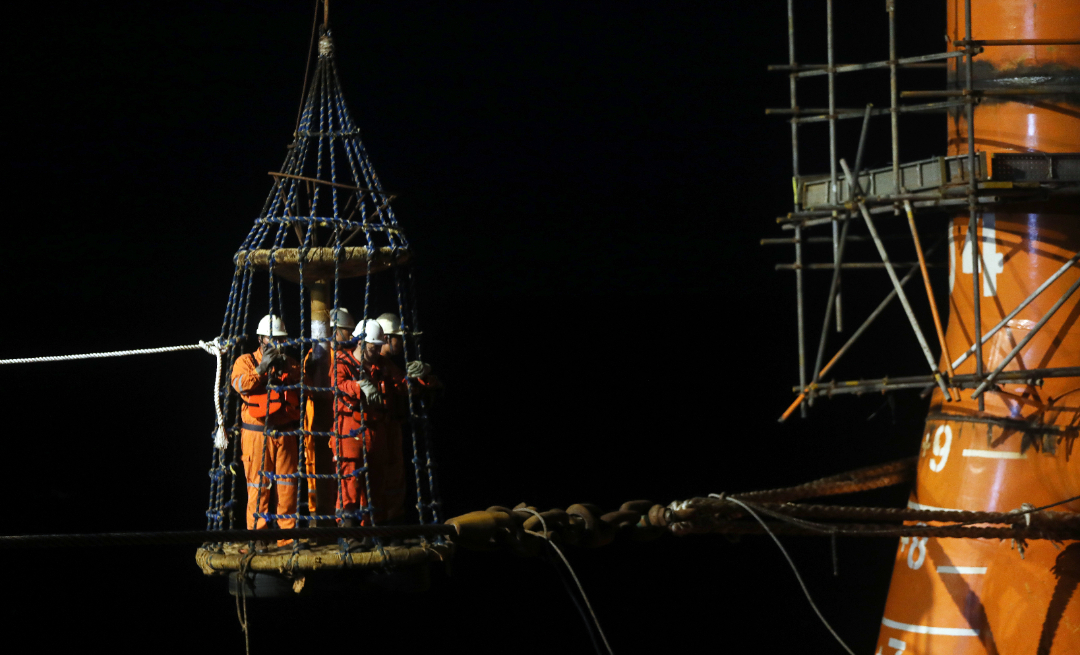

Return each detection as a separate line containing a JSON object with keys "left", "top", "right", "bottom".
{"left": 778, "top": 238, "right": 946, "bottom": 422}
{"left": 970, "top": 277, "right": 1080, "bottom": 399}
{"left": 784, "top": 50, "right": 967, "bottom": 78}
{"left": 769, "top": 0, "right": 1079, "bottom": 420}
{"left": 799, "top": 367, "right": 1080, "bottom": 398}
{"left": 788, "top": 0, "right": 807, "bottom": 418}
{"left": 827, "top": 0, "right": 842, "bottom": 332}
{"left": 842, "top": 159, "right": 950, "bottom": 398}
{"left": 808, "top": 107, "right": 873, "bottom": 408}
{"left": 950, "top": 253, "right": 1080, "bottom": 370}
{"left": 904, "top": 200, "right": 957, "bottom": 400}
{"left": 789, "top": 99, "right": 970, "bottom": 124}
{"left": 964, "top": 0, "right": 985, "bottom": 411}
{"left": 888, "top": 0, "right": 900, "bottom": 196}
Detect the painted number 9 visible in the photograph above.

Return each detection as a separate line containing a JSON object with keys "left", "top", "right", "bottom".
{"left": 928, "top": 425, "right": 952, "bottom": 472}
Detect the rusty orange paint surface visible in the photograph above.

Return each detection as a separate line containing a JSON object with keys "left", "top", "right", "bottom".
{"left": 949, "top": 102, "right": 1080, "bottom": 155}
{"left": 874, "top": 211, "right": 1080, "bottom": 655}
{"left": 876, "top": 2, "right": 1079, "bottom": 653}
{"left": 946, "top": 0, "right": 1080, "bottom": 156}
{"left": 939, "top": 211, "right": 1080, "bottom": 434}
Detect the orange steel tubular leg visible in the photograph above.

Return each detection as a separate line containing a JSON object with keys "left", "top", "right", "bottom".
{"left": 875, "top": 2, "right": 1080, "bottom": 654}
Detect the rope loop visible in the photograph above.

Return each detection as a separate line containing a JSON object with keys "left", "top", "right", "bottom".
{"left": 196, "top": 337, "right": 230, "bottom": 449}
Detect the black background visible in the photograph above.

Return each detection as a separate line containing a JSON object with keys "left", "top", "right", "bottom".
{"left": 4, "top": 1, "right": 958, "bottom": 652}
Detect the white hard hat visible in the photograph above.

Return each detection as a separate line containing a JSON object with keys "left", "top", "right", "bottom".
{"left": 256, "top": 314, "right": 289, "bottom": 337}
{"left": 376, "top": 313, "right": 403, "bottom": 336}
{"left": 329, "top": 307, "right": 356, "bottom": 330}
{"left": 352, "top": 318, "right": 385, "bottom": 345}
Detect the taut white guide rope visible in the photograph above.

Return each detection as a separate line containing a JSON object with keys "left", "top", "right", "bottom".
{"left": 1, "top": 340, "right": 231, "bottom": 448}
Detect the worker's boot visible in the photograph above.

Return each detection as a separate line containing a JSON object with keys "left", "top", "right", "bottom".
{"left": 340, "top": 516, "right": 367, "bottom": 550}
{"left": 384, "top": 515, "right": 407, "bottom": 547}
{"left": 239, "top": 540, "right": 270, "bottom": 554}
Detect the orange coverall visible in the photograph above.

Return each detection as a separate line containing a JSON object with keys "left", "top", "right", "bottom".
{"left": 331, "top": 350, "right": 407, "bottom": 525}
{"left": 299, "top": 350, "right": 328, "bottom": 516}
{"left": 231, "top": 349, "right": 302, "bottom": 531}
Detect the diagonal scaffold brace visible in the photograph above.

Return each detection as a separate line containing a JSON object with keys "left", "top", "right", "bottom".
{"left": 840, "top": 158, "right": 951, "bottom": 400}
{"left": 969, "top": 276, "right": 1080, "bottom": 400}
{"left": 806, "top": 104, "right": 874, "bottom": 410}
{"left": 778, "top": 238, "right": 946, "bottom": 422}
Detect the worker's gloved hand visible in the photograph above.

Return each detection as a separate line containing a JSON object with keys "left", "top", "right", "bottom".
{"left": 257, "top": 353, "right": 285, "bottom": 374}
{"left": 406, "top": 361, "right": 431, "bottom": 380}
{"left": 358, "top": 376, "right": 383, "bottom": 404}
{"left": 255, "top": 355, "right": 275, "bottom": 375}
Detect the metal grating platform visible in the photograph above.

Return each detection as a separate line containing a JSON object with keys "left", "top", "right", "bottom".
{"left": 798, "top": 152, "right": 1079, "bottom": 210}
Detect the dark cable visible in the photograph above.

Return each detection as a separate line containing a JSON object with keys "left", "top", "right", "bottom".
{"left": 544, "top": 542, "right": 605, "bottom": 655}
{"left": 0, "top": 525, "right": 455, "bottom": 549}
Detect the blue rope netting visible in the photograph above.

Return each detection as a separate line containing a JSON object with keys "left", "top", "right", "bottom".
{"left": 204, "top": 27, "right": 439, "bottom": 545}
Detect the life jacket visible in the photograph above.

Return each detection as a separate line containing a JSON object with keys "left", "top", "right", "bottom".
{"left": 333, "top": 352, "right": 400, "bottom": 426}
{"left": 333, "top": 352, "right": 368, "bottom": 425}
{"left": 240, "top": 354, "right": 301, "bottom": 421}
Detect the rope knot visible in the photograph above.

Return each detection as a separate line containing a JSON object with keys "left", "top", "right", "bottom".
{"left": 198, "top": 337, "right": 227, "bottom": 355}
{"left": 1009, "top": 502, "right": 1037, "bottom": 559}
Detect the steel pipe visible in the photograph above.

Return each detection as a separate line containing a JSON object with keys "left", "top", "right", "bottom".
{"left": 776, "top": 262, "right": 942, "bottom": 270}
{"left": 790, "top": 100, "right": 969, "bottom": 124}
{"left": 786, "top": 50, "right": 968, "bottom": 78}
{"left": 904, "top": 200, "right": 957, "bottom": 400}
{"left": 843, "top": 159, "right": 950, "bottom": 397}
{"left": 778, "top": 239, "right": 945, "bottom": 422}
{"left": 799, "top": 367, "right": 1079, "bottom": 397}
{"left": 950, "top": 253, "right": 1080, "bottom": 370}
{"left": 970, "top": 276, "right": 1080, "bottom": 398}
{"left": 903, "top": 88, "right": 1080, "bottom": 97}
{"left": 782, "top": 197, "right": 1002, "bottom": 228}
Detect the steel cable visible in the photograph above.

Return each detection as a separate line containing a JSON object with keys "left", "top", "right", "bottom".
{"left": 0, "top": 525, "right": 455, "bottom": 549}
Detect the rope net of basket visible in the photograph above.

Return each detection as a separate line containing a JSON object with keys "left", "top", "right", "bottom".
{"left": 204, "top": 26, "right": 442, "bottom": 555}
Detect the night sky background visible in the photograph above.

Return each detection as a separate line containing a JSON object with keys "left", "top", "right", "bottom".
{"left": 4, "top": 1, "right": 960, "bottom": 652}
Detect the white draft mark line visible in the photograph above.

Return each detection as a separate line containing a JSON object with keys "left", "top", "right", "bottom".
{"left": 882, "top": 617, "right": 980, "bottom": 637}
{"left": 962, "top": 448, "right": 1026, "bottom": 460}
{"left": 907, "top": 500, "right": 960, "bottom": 512}
{"left": 937, "top": 566, "right": 987, "bottom": 575}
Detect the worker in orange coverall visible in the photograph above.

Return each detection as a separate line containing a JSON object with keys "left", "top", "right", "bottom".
{"left": 298, "top": 307, "right": 357, "bottom": 518}
{"left": 331, "top": 318, "right": 393, "bottom": 527}
{"left": 231, "top": 314, "right": 302, "bottom": 545}
{"left": 372, "top": 313, "right": 408, "bottom": 522}
{"left": 376, "top": 312, "right": 406, "bottom": 362}
{"left": 373, "top": 313, "right": 441, "bottom": 526}
{"left": 332, "top": 317, "right": 440, "bottom": 529}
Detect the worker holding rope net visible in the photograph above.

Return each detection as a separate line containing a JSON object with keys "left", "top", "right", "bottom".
{"left": 331, "top": 319, "right": 391, "bottom": 531}
{"left": 230, "top": 315, "right": 303, "bottom": 546}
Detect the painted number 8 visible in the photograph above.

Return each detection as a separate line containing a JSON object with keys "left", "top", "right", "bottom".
{"left": 907, "top": 537, "right": 927, "bottom": 569}
{"left": 928, "top": 425, "right": 952, "bottom": 472}
{"left": 900, "top": 534, "right": 928, "bottom": 570}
